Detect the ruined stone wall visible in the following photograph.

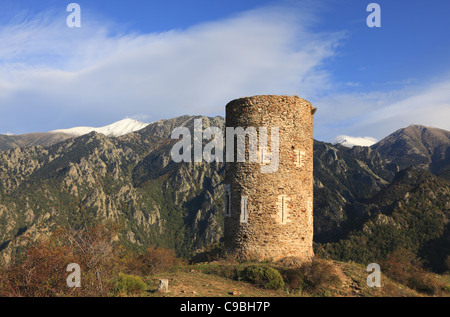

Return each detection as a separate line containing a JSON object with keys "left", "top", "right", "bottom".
{"left": 224, "top": 95, "right": 314, "bottom": 262}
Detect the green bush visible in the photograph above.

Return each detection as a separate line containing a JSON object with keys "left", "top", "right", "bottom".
{"left": 114, "top": 273, "right": 147, "bottom": 295}
{"left": 281, "top": 267, "right": 307, "bottom": 292}
{"left": 239, "top": 265, "right": 285, "bottom": 290}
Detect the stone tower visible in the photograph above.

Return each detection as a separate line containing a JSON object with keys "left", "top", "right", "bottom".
{"left": 224, "top": 95, "right": 314, "bottom": 262}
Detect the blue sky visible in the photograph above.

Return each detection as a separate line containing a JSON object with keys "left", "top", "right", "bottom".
{"left": 0, "top": 0, "right": 449, "bottom": 143}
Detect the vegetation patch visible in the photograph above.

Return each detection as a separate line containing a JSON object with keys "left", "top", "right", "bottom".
{"left": 113, "top": 273, "right": 147, "bottom": 296}
{"left": 238, "top": 265, "right": 285, "bottom": 290}
{"left": 382, "top": 248, "right": 447, "bottom": 295}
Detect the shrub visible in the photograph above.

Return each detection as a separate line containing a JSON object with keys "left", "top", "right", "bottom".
{"left": 124, "top": 246, "right": 180, "bottom": 276}
{"left": 0, "top": 222, "right": 121, "bottom": 297}
{"left": 113, "top": 273, "right": 147, "bottom": 296}
{"left": 281, "top": 267, "right": 307, "bottom": 292}
{"left": 301, "top": 258, "right": 342, "bottom": 294}
{"left": 0, "top": 234, "right": 76, "bottom": 297}
{"left": 382, "top": 248, "right": 444, "bottom": 295}
{"left": 442, "top": 284, "right": 450, "bottom": 294}
{"left": 238, "top": 265, "right": 285, "bottom": 290}
{"left": 407, "top": 271, "right": 441, "bottom": 295}
{"left": 382, "top": 248, "right": 422, "bottom": 285}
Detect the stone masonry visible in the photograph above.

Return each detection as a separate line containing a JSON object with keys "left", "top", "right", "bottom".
{"left": 224, "top": 95, "right": 314, "bottom": 262}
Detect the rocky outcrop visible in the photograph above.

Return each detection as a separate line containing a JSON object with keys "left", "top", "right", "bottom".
{"left": 0, "top": 116, "right": 225, "bottom": 262}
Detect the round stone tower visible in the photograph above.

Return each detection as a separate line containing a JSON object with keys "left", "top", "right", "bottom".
{"left": 224, "top": 95, "right": 314, "bottom": 262}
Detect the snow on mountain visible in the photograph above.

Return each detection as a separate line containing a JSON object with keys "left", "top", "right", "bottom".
{"left": 50, "top": 118, "right": 150, "bottom": 137}
{"left": 334, "top": 135, "right": 378, "bottom": 148}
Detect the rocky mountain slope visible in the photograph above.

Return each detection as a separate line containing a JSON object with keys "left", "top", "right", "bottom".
{"left": 316, "top": 168, "right": 450, "bottom": 273}
{"left": 371, "top": 125, "right": 450, "bottom": 180}
{"left": 312, "top": 141, "right": 396, "bottom": 242}
{"left": 0, "top": 117, "right": 448, "bottom": 272}
{"left": 0, "top": 132, "right": 74, "bottom": 151}
{"left": 0, "top": 116, "right": 224, "bottom": 263}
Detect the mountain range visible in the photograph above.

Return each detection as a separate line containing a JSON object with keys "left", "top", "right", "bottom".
{"left": 0, "top": 117, "right": 448, "bottom": 272}
{"left": 0, "top": 119, "right": 150, "bottom": 151}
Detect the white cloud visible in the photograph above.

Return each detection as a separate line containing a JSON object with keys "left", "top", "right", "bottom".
{"left": 314, "top": 78, "right": 450, "bottom": 142}
{"left": 355, "top": 80, "right": 450, "bottom": 135}
{"left": 0, "top": 6, "right": 342, "bottom": 133}
{"left": 2, "top": 5, "right": 448, "bottom": 142}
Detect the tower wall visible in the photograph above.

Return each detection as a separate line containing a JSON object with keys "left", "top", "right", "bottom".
{"left": 224, "top": 95, "right": 314, "bottom": 262}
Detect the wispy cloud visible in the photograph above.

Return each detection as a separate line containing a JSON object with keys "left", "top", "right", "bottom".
{"left": 0, "top": 5, "right": 342, "bottom": 134}
{"left": 1, "top": 4, "right": 448, "bottom": 142}
{"left": 357, "top": 80, "right": 450, "bottom": 135}
{"left": 314, "top": 77, "right": 450, "bottom": 141}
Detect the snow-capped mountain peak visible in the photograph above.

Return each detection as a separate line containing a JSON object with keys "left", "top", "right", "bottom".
{"left": 50, "top": 118, "right": 150, "bottom": 137}
{"left": 334, "top": 135, "right": 378, "bottom": 148}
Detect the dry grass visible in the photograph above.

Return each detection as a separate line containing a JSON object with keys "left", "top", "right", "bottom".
{"left": 144, "top": 270, "right": 288, "bottom": 297}
{"left": 140, "top": 259, "right": 447, "bottom": 298}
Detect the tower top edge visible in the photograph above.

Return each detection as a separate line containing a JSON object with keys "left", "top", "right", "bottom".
{"left": 226, "top": 95, "right": 312, "bottom": 107}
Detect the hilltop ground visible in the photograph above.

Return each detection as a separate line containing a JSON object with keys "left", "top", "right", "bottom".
{"left": 1, "top": 224, "right": 448, "bottom": 297}
{"left": 134, "top": 260, "right": 449, "bottom": 298}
